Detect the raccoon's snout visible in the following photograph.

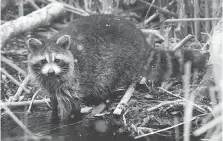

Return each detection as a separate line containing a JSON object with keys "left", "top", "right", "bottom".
{"left": 41, "top": 63, "right": 61, "bottom": 76}
{"left": 47, "top": 69, "right": 55, "bottom": 76}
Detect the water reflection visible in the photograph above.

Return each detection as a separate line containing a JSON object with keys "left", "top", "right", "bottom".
{"left": 1, "top": 110, "right": 137, "bottom": 141}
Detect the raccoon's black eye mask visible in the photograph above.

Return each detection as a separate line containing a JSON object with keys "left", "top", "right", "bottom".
{"left": 55, "top": 59, "right": 61, "bottom": 63}
{"left": 41, "top": 59, "right": 47, "bottom": 64}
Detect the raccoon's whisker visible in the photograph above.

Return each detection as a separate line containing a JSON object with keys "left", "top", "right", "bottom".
{"left": 36, "top": 72, "right": 43, "bottom": 77}
{"left": 35, "top": 73, "right": 42, "bottom": 78}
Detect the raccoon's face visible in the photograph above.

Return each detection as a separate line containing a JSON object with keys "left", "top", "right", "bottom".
{"left": 27, "top": 35, "right": 74, "bottom": 79}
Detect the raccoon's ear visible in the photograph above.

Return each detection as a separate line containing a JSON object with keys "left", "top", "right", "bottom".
{"left": 56, "top": 35, "right": 71, "bottom": 50}
{"left": 27, "top": 38, "right": 43, "bottom": 53}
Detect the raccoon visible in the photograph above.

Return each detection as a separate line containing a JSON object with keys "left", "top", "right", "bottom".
{"left": 27, "top": 35, "right": 82, "bottom": 119}
{"left": 141, "top": 47, "right": 208, "bottom": 85}
{"left": 27, "top": 14, "right": 148, "bottom": 119}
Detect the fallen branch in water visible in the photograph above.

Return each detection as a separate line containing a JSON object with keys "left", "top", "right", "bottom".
{"left": 0, "top": 100, "right": 38, "bottom": 140}
{"left": 27, "top": 89, "right": 41, "bottom": 113}
{"left": 1, "top": 98, "right": 51, "bottom": 108}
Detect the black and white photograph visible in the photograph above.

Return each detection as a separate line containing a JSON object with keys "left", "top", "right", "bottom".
{"left": 0, "top": 0, "right": 222, "bottom": 141}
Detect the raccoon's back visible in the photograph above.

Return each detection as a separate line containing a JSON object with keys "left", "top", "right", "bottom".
{"left": 51, "top": 14, "right": 149, "bottom": 103}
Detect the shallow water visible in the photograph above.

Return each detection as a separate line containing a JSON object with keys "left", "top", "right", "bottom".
{"left": 1, "top": 110, "right": 172, "bottom": 141}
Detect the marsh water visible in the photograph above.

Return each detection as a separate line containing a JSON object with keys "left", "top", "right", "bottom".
{"left": 1, "top": 108, "right": 173, "bottom": 141}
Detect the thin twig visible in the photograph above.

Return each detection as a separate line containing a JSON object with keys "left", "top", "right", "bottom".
{"left": 140, "top": 0, "right": 178, "bottom": 17}
{"left": 41, "top": 96, "right": 51, "bottom": 108}
{"left": 0, "top": 68, "right": 30, "bottom": 93}
{"left": 165, "top": 18, "right": 220, "bottom": 22}
{"left": 27, "top": 0, "right": 40, "bottom": 10}
{"left": 27, "top": 89, "right": 41, "bottom": 113}
{"left": 63, "top": 4, "right": 90, "bottom": 16}
{"left": 194, "top": 0, "right": 200, "bottom": 39}
{"left": 204, "top": 0, "right": 210, "bottom": 33}
{"left": 183, "top": 62, "right": 194, "bottom": 141}
{"left": 147, "top": 99, "right": 183, "bottom": 112}
{"left": 1, "top": 55, "right": 27, "bottom": 76}
{"left": 144, "top": 0, "right": 156, "bottom": 22}
{"left": 141, "top": 29, "right": 165, "bottom": 40}
{"left": 144, "top": 0, "right": 176, "bottom": 24}
{"left": 1, "top": 98, "right": 51, "bottom": 107}
{"left": 18, "top": 0, "right": 24, "bottom": 17}
{"left": 172, "top": 34, "right": 194, "bottom": 51}
{"left": 158, "top": 87, "right": 207, "bottom": 113}
{"left": 3, "top": 135, "right": 52, "bottom": 141}
{"left": 135, "top": 116, "right": 198, "bottom": 139}
{"left": 158, "top": 0, "right": 164, "bottom": 35}
{"left": 46, "top": 0, "right": 90, "bottom": 16}
{"left": 12, "top": 75, "right": 31, "bottom": 102}
{"left": 194, "top": 116, "right": 222, "bottom": 136}
{"left": 0, "top": 100, "right": 37, "bottom": 140}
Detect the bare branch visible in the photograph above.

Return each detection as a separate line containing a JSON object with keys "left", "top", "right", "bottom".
{"left": 140, "top": 0, "right": 178, "bottom": 18}
{"left": 0, "top": 100, "right": 37, "bottom": 139}
{"left": 0, "top": 68, "right": 30, "bottom": 93}
{"left": 1, "top": 55, "right": 27, "bottom": 76}
{"left": 12, "top": 75, "right": 31, "bottom": 102}
{"left": 113, "top": 82, "right": 136, "bottom": 115}
{"left": 165, "top": 18, "right": 220, "bottom": 23}
{"left": 172, "top": 34, "right": 194, "bottom": 51}
{"left": 1, "top": 98, "right": 50, "bottom": 107}
{"left": 0, "top": 2, "right": 65, "bottom": 47}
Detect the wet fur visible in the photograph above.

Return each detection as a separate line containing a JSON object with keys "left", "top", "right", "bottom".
{"left": 28, "top": 41, "right": 82, "bottom": 119}
{"left": 27, "top": 14, "right": 208, "bottom": 120}
{"left": 48, "top": 15, "right": 149, "bottom": 105}
{"left": 28, "top": 14, "right": 148, "bottom": 119}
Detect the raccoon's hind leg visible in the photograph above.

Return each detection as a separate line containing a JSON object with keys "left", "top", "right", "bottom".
{"left": 86, "top": 84, "right": 111, "bottom": 115}
{"left": 83, "top": 72, "right": 116, "bottom": 115}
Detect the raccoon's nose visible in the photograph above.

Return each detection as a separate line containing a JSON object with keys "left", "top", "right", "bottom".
{"left": 47, "top": 69, "right": 55, "bottom": 76}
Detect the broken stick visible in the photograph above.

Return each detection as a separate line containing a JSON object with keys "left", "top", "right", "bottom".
{"left": 113, "top": 82, "right": 136, "bottom": 115}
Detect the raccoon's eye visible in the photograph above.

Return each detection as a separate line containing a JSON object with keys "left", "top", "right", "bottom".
{"left": 41, "top": 59, "right": 47, "bottom": 64}
{"left": 55, "top": 59, "right": 60, "bottom": 63}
